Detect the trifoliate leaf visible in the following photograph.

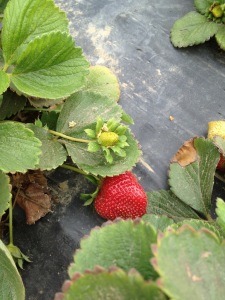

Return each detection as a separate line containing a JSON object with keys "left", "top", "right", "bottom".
{"left": 26, "top": 124, "right": 67, "bottom": 170}
{"left": 69, "top": 219, "right": 158, "bottom": 280}
{"left": 0, "top": 240, "right": 25, "bottom": 300}
{"left": 142, "top": 214, "right": 175, "bottom": 231}
{"left": 152, "top": 226, "right": 225, "bottom": 300}
{"left": 169, "top": 138, "right": 220, "bottom": 216}
{"left": 0, "top": 121, "right": 42, "bottom": 173}
{"left": 215, "top": 198, "right": 225, "bottom": 233}
{"left": 63, "top": 130, "right": 140, "bottom": 177}
{"left": 0, "top": 170, "right": 11, "bottom": 218}
{"left": 146, "top": 190, "right": 201, "bottom": 222}
{"left": 170, "top": 11, "right": 220, "bottom": 47}
{"left": 61, "top": 268, "right": 166, "bottom": 300}
{"left": 56, "top": 92, "right": 123, "bottom": 135}
{"left": 83, "top": 65, "right": 120, "bottom": 102}
{"left": 11, "top": 32, "right": 89, "bottom": 99}
{"left": 0, "top": 90, "right": 27, "bottom": 120}
{"left": 2, "top": 0, "right": 69, "bottom": 64}
{"left": 194, "top": 0, "right": 213, "bottom": 14}
{"left": 0, "top": 70, "right": 9, "bottom": 94}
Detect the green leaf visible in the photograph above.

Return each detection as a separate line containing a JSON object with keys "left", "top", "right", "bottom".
{"left": 146, "top": 190, "right": 201, "bottom": 222}
{"left": 0, "top": 121, "right": 42, "bottom": 173}
{"left": 61, "top": 268, "right": 166, "bottom": 300}
{"left": 41, "top": 111, "right": 60, "bottom": 130}
{"left": 215, "top": 26, "right": 225, "bottom": 50}
{"left": 26, "top": 124, "right": 67, "bottom": 170}
{"left": 0, "top": 90, "right": 27, "bottom": 120}
{"left": 0, "top": 240, "right": 25, "bottom": 300}
{"left": 0, "top": 0, "right": 9, "bottom": 13}
{"left": 169, "top": 138, "right": 220, "bottom": 216}
{"left": 152, "top": 226, "right": 225, "bottom": 300}
{"left": 63, "top": 130, "right": 140, "bottom": 177}
{"left": 0, "top": 70, "right": 9, "bottom": 94}
{"left": 0, "top": 48, "right": 4, "bottom": 68}
{"left": 11, "top": 32, "right": 89, "bottom": 99}
{"left": 142, "top": 214, "right": 175, "bottom": 231}
{"left": 216, "top": 198, "right": 225, "bottom": 233}
{"left": 83, "top": 65, "right": 120, "bottom": 102}
{"left": 172, "top": 219, "right": 224, "bottom": 240}
{"left": 170, "top": 11, "right": 220, "bottom": 47}
{"left": 194, "top": 0, "right": 214, "bottom": 14}
{"left": 0, "top": 171, "right": 11, "bottom": 218}
{"left": 28, "top": 97, "right": 64, "bottom": 108}
{"left": 2, "top": 0, "right": 69, "bottom": 64}
{"left": 57, "top": 92, "right": 123, "bottom": 135}
{"left": 56, "top": 91, "right": 141, "bottom": 176}
{"left": 68, "top": 219, "right": 158, "bottom": 280}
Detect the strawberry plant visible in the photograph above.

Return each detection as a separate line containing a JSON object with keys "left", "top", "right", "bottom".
{"left": 0, "top": 0, "right": 141, "bottom": 298}
{"left": 55, "top": 131, "right": 225, "bottom": 300}
{"left": 170, "top": 0, "right": 225, "bottom": 50}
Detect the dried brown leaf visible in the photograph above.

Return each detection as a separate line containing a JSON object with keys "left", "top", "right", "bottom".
{"left": 171, "top": 138, "right": 198, "bottom": 167}
{"left": 11, "top": 170, "right": 52, "bottom": 224}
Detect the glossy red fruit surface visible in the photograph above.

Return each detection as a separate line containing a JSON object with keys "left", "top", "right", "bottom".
{"left": 94, "top": 171, "right": 147, "bottom": 220}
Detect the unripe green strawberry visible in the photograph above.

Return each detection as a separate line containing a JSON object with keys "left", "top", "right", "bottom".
{"left": 211, "top": 5, "right": 223, "bottom": 18}
{"left": 208, "top": 121, "right": 225, "bottom": 171}
{"left": 98, "top": 131, "right": 119, "bottom": 147}
{"left": 94, "top": 171, "right": 147, "bottom": 220}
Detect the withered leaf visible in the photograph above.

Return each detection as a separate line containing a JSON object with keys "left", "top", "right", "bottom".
{"left": 171, "top": 138, "right": 198, "bottom": 167}
{"left": 11, "top": 170, "right": 52, "bottom": 224}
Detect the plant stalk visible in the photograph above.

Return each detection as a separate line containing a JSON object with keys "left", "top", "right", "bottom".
{"left": 61, "top": 164, "right": 89, "bottom": 176}
{"left": 61, "top": 164, "right": 99, "bottom": 182}
{"left": 24, "top": 107, "right": 61, "bottom": 113}
{"left": 9, "top": 197, "right": 13, "bottom": 245}
{"left": 48, "top": 129, "right": 91, "bottom": 143}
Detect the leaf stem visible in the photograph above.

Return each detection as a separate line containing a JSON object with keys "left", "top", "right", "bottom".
{"left": 3, "top": 64, "right": 9, "bottom": 72}
{"left": 206, "top": 213, "right": 214, "bottom": 222}
{"left": 60, "top": 164, "right": 89, "bottom": 176}
{"left": 48, "top": 129, "right": 91, "bottom": 143}
{"left": 9, "top": 197, "right": 13, "bottom": 245}
{"left": 24, "top": 107, "right": 61, "bottom": 113}
{"left": 60, "top": 164, "right": 99, "bottom": 182}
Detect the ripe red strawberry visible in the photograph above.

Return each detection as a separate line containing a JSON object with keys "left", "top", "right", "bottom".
{"left": 217, "top": 153, "right": 225, "bottom": 171}
{"left": 94, "top": 171, "right": 147, "bottom": 220}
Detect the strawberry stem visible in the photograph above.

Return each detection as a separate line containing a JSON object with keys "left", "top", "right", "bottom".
{"left": 60, "top": 164, "right": 99, "bottom": 182}
{"left": 48, "top": 129, "right": 91, "bottom": 143}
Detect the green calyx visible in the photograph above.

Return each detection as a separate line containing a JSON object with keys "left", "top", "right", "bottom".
{"left": 85, "top": 117, "right": 129, "bottom": 164}
{"left": 7, "top": 244, "right": 31, "bottom": 269}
